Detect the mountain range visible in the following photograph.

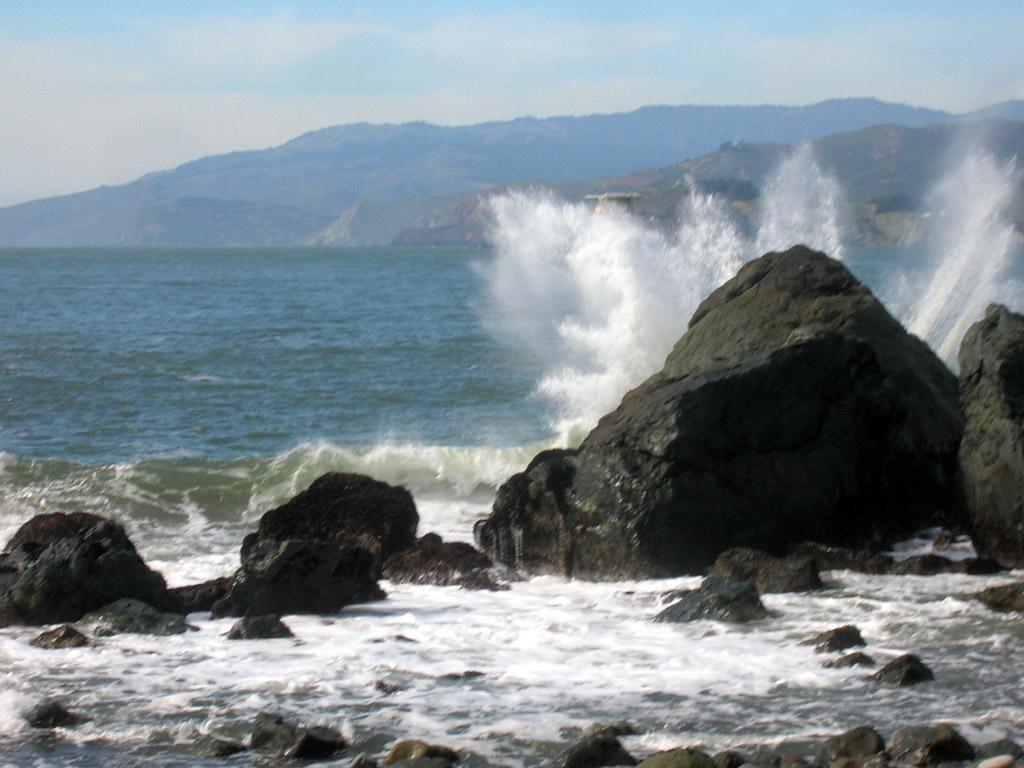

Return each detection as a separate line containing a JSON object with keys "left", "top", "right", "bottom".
{"left": 0, "top": 97, "right": 1022, "bottom": 248}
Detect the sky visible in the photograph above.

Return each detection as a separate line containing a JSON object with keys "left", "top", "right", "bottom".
{"left": 0, "top": 1, "right": 1021, "bottom": 208}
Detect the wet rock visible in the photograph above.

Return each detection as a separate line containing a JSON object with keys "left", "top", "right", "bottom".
{"left": 196, "top": 734, "right": 247, "bottom": 758}
{"left": 476, "top": 248, "right": 964, "bottom": 579}
{"left": 817, "top": 726, "right": 885, "bottom": 764}
{"left": 212, "top": 538, "right": 385, "bottom": 618}
{"left": 712, "top": 752, "right": 748, "bottom": 768}
{"left": 806, "top": 625, "right": 866, "bottom": 653}
{"left": 870, "top": 654, "right": 934, "bottom": 686}
{"left": 712, "top": 548, "right": 822, "bottom": 593}
{"left": 956, "top": 558, "right": 1005, "bottom": 575}
{"left": 0, "top": 514, "right": 181, "bottom": 627}
{"left": 975, "top": 581, "right": 1024, "bottom": 612}
{"left": 558, "top": 727, "right": 638, "bottom": 768}
{"left": 382, "top": 533, "right": 494, "bottom": 587}
{"left": 638, "top": 748, "right": 716, "bottom": 768}
{"left": 959, "top": 304, "right": 1024, "bottom": 567}
{"left": 384, "top": 740, "right": 459, "bottom": 766}
{"left": 788, "top": 543, "right": 896, "bottom": 575}
{"left": 170, "top": 576, "right": 232, "bottom": 613}
{"left": 824, "top": 652, "right": 876, "bottom": 669}
{"left": 976, "top": 740, "right": 1024, "bottom": 761}
{"left": 30, "top": 624, "right": 89, "bottom": 649}
{"left": 251, "top": 472, "right": 418, "bottom": 562}
{"left": 250, "top": 711, "right": 346, "bottom": 760}
{"left": 973, "top": 756, "right": 1017, "bottom": 768}
{"left": 887, "top": 724, "right": 974, "bottom": 766}
{"left": 77, "top": 598, "right": 193, "bottom": 636}
{"left": 890, "top": 554, "right": 957, "bottom": 575}
{"left": 226, "top": 613, "right": 294, "bottom": 640}
{"left": 656, "top": 576, "right": 769, "bottom": 623}
{"left": 25, "top": 699, "right": 88, "bottom": 729}
{"left": 349, "top": 753, "right": 380, "bottom": 768}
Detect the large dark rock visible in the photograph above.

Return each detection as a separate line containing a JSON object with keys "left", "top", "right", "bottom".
{"left": 77, "top": 598, "right": 193, "bottom": 636}
{"left": 382, "top": 533, "right": 495, "bottom": 587}
{"left": 252, "top": 473, "right": 418, "bottom": 562}
{"left": 211, "top": 538, "right": 385, "bottom": 618}
{"left": 711, "top": 548, "right": 822, "bottom": 593}
{"left": 654, "top": 576, "right": 768, "bottom": 623}
{"left": 870, "top": 654, "right": 934, "bottom": 686}
{"left": 250, "top": 711, "right": 346, "bottom": 760}
{"left": 958, "top": 304, "right": 1024, "bottom": 566}
{"left": 476, "top": 247, "right": 964, "bottom": 578}
{"left": 0, "top": 513, "right": 181, "bottom": 626}
{"left": 887, "top": 725, "right": 974, "bottom": 766}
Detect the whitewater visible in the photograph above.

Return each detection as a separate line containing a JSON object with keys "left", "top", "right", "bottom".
{"left": 1, "top": 141, "right": 1024, "bottom": 766}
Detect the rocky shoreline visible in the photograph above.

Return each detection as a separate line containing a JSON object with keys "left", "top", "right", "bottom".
{"left": 3, "top": 246, "right": 1024, "bottom": 764}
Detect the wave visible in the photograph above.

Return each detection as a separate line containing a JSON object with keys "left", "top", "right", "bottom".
{"left": 0, "top": 440, "right": 553, "bottom": 566}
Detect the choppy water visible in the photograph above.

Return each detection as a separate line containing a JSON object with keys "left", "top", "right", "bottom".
{"left": 2, "top": 144, "right": 1024, "bottom": 766}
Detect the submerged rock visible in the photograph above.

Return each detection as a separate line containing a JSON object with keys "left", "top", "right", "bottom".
{"left": 25, "top": 699, "right": 88, "bottom": 729}
{"left": 384, "top": 740, "right": 459, "bottom": 766}
{"left": 78, "top": 598, "right": 194, "bottom": 636}
{"left": 806, "top": 625, "right": 866, "bottom": 653}
{"left": 250, "top": 711, "right": 346, "bottom": 760}
{"left": 655, "top": 576, "right": 768, "bottom": 624}
{"left": 0, "top": 513, "right": 181, "bottom": 627}
{"left": 557, "top": 729, "right": 638, "bottom": 768}
{"left": 975, "top": 581, "right": 1024, "bottom": 612}
{"left": 30, "top": 624, "right": 89, "bottom": 649}
{"left": 959, "top": 304, "right": 1024, "bottom": 566}
{"left": 476, "top": 247, "right": 964, "bottom": 579}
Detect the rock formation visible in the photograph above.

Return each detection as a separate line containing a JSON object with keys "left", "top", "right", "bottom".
{"left": 958, "top": 303, "right": 1024, "bottom": 565}
{"left": 475, "top": 246, "right": 965, "bottom": 578}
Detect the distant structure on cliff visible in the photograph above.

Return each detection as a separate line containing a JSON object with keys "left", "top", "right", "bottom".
{"left": 585, "top": 192, "right": 642, "bottom": 214}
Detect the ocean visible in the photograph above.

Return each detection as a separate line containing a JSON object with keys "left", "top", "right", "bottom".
{"left": 2, "top": 165, "right": 1024, "bottom": 767}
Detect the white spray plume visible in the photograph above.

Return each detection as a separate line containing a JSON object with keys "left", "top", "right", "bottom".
{"left": 902, "top": 141, "right": 1022, "bottom": 368}
{"left": 755, "top": 143, "right": 847, "bottom": 259}
{"left": 482, "top": 185, "right": 746, "bottom": 443}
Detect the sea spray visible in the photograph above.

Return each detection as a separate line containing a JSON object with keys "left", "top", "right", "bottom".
{"left": 483, "top": 186, "right": 745, "bottom": 441}
{"left": 901, "top": 142, "right": 1023, "bottom": 367}
{"left": 755, "top": 143, "right": 847, "bottom": 259}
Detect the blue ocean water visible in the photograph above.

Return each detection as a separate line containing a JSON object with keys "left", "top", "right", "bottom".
{"left": 1, "top": 232, "right": 1023, "bottom": 767}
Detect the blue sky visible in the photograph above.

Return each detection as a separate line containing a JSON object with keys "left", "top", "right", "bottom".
{"left": 0, "top": 1, "right": 1021, "bottom": 207}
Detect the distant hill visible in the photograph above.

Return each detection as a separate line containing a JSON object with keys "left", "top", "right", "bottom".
{"left": 393, "top": 120, "right": 1024, "bottom": 247}
{"left": 0, "top": 98, "right": 1020, "bottom": 247}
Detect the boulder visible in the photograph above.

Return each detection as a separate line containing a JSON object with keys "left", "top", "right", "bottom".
{"left": 711, "top": 548, "right": 822, "bottom": 593}
{"left": 211, "top": 538, "right": 385, "bottom": 618}
{"left": 823, "top": 652, "right": 875, "bottom": 669}
{"left": 250, "top": 711, "right": 346, "bottom": 760}
{"left": 30, "top": 625, "right": 89, "bottom": 649}
{"left": 975, "top": 581, "right": 1024, "bottom": 612}
{"left": 77, "top": 598, "right": 193, "bottom": 636}
{"left": 557, "top": 729, "right": 638, "bottom": 768}
{"left": 870, "top": 654, "right": 934, "bottom": 686}
{"left": 655, "top": 576, "right": 768, "bottom": 624}
{"left": 0, "top": 514, "right": 181, "bottom": 626}
{"left": 382, "top": 533, "right": 496, "bottom": 588}
{"left": 817, "top": 727, "right": 885, "bottom": 765}
{"left": 637, "top": 749, "right": 716, "bottom": 768}
{"left": 887, "top": 725, "right": 974, "bottom": 766}
{"left": 251, "top": 473, "right": 418, "bottom": 562}
{"left": 170, "top": 576, "right": 232, "bottom": 613}
{"left": 959, "top": 304, "right": 1024, "bottom": 566}
{"left": 384, "top": 740, "right": 459, "bottom": 766}
{"left": 24, "top": 699, "right": 88, "bottom": 729}
{"left": 805, "top": 625, "right": 866, "bottom": 653}
{"left": 226, "top": 614, "right": 294, "bottom": 640}
{"left": 788, "top": 543, "right": 895, "bottom": 575}
{"left": 475, "top": 248, "right": 964, "bottom": 579}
